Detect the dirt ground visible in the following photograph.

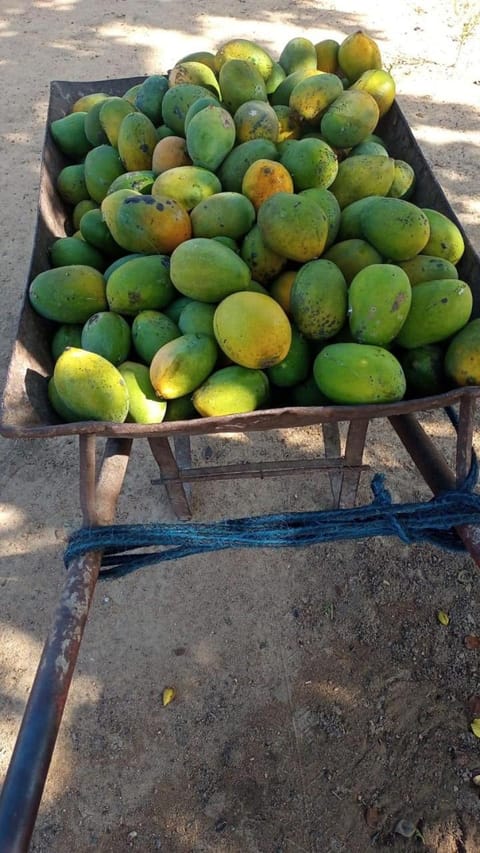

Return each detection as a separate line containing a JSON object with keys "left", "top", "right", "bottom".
{"left": 1, "top": 1, "right": 480, "bottom": 851}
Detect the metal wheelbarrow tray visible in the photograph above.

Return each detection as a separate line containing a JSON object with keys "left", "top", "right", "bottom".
{"left": 0, "top": 77, "right": 480, "bottom": 852}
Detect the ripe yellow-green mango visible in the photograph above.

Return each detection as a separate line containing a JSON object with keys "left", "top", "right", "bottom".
{"left": 106, "top": 254, "right": 175, "bottom": 315}
{"left": 329, "top": 156, "right": 395, "bottom": 209}
{"left": 214, "top": 39, "right": 274, "bottom": 81}
{"left": 29, "top": 265, "right": 107, "bottom": 323}
{"left": 164, "top": 395, "right": 197, "bottom": 421}
{"left": 122, "top": 84, "right": 142, "bottom": 106}
{"left": 219, "top": 59, "right": 267, "bottom": 113}
{"left": 291, "top": 259, "right": 347, "bottom": 340}
{"left": 152, "top": 165, "right": 221, "bottom": 211}
{"left": 387, "top": 159, "right": 416, "bottom": 199}
{"left": 314, "top": 343, "right": 406, "bottom": 404}
{"left": 360, "top": 197, "right": 430, "bottom": 261}
{"left": 191, "top": 191, "right": 255, "bottom": 240}
{"left": 131, "top": 310, "right": 180, "bottom": 364}
{"left": 240, "top": 224, "right": 287, "bottom": 284}
{"left": 48, "top": 376, "right": 79, "bottom": 422}
{"left": 299, "top": 188, "right": 341, "bottom": 249}
{"left": 351, "top": 69, "right": 396, "bottom": 117}
{"left": 445, "top": 319, "right": 480, "bottom": 387}
{"left": 101, "top": 190, "right": 192, "bottom": 254}
{"left": 54, "top": 347, "right": 129, "bottom": 422}
{"left": 257, "top": 192, "right": 329, "bottom": 262}
{"left": 273, "top": 105, "right": 302, "bottom": 142}
{"left": 150, "top": 333, "right": 218, "bottom": 399}
{"left": 50, "top": 112, "right": 92, "bottom": 160}
{"left": 84, "top": 145, "right": 125, "bottom": 203}
{"left": 401, "top": 344, "right": 446, "bottom": 397}
{"left": 348, "top": 264, "right": 412, "bottom": 345}
{"left": 133, "top": 75, "right": 169, "bottom": 124}
{"left": 184, "top": 96, "right": 220, "bottom": 133}
{"left": 193, "top": 365, "right": 270, "bottom": 416}
{"left": 397, "top": 254, "right": 458, "bottom": 286}
{"left": 265, "top": 62, "right": 286, "bottom": 95}
{"left": 186, "top": 104, "right": 236, "bottom": 170}
{"left": 161, "top": 83, "right": 213, "bottom": 135}
{"left": 266, "top": 326, "right": 311, "bottom": 387}
{"left": 57, "top": 164, "right": 89, "bottom": 205}
{"left": 270, "top": 68, "right": 319, "bottom": 106}
{"left": 279, "top": 37, "right": 318, "bottom": 75}
{"left": 73, "top": 199, "right": 98, "bottom": 230}
{"left": 217, "top": 138, "right": 279, "bottom": 192}
{"left": 233, "top": 100, "right": 280, "bottom": 143}
{"left": 315, "top": 39, "right": 340, "bottom": 73}
{"left": 337, "top": 30, "right": 382, "bottom": 83}
{"left": 117, "top": 112, "right": 157, "bottom": 171}
{"left": 279, "top": 137, "right": 338, "bottom": 190}
{"left": 338, "top": 195, "right": 378, "bottom": 239}
{"left": 213, "top": 291, "right": 292, "bottom": 369}
{"left": 289, "top": 73, "right": 343, "bottom": 123}
{"left": 49, "top": 236, "right": 106, "bottom": 272}
{"left": 323, "top": 238, "right": 382, "bottom": 284}
{"left": 81, "top": 311, "right": 131, "bottom": 365}
{"left": 118, "top": 360, "right": 167, "bottom": 423}
{"left": 169, "top": 62, "right": 221, "bottom": 97}
{"left": 178, "top": 51, "right": 217, "bottom": 71}
{"left": 351, "top": 140, "right": 388, "bottom": 158}
{"left": 321, "top": 90, "right": 380, "bottom": 148}
{"left": 72, "top": 92, "right": 109, "bottom": 113}
{"left": 99, "top": 96, "right": 137, "bottom": 148}
{"left": 421, "top": 208, "right": 465, "bottom": 264}
{"left": 395, "top": 279, "right": 473, "bottom": 348}
{"left": 170, "top": 237, "right": 251, "bottom": 302}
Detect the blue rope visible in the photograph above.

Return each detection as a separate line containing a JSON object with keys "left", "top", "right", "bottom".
{"left": 64, "top": 406, "right": 480, "bottom": 579}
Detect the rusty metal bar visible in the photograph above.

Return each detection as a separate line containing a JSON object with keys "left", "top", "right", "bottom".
{"left": 389, "top": 412, "right": 480, "bottom": 566}
{"left": 0, "top": 439, "right": 132, "bottom": 852}
{"left": 0, "top": 552, "right": 102, "bottom": 853}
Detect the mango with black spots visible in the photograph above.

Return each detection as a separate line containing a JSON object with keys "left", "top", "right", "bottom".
{"left": 395, "top": 279, "right": 473, "bottom": 348}
{"left": 257, "top": 192, "right": 329, "bottom": 263}
{"left": 118, "top": 360, "right": 168, "bottom": 423}
{"left": 348, "top": 263, "right": 412, "bottom": 346}
{"left": 149, "top": 333, "right": 218, "bottom": 399}
{"left": 193, "top": 365, "right": 270, "bottom": 416}
{"left": 214, "top": 291, "right": 292, "bottom": 369}
{"left": 240, "top": 224, "right": 287, "bottom": 284}
{"left": 101, "top": 191, "right": 192, "bottom": 254}
{"left": 106, "top": 254, "right": 175, "bottom": 316}
{"left": 445, "top": 319, "right": 480, "bottom": 387}
{"left": 360, "top": 197, "right": 430, "bottom": 261}
{"left": 421, "top": 208, "right": 465, "bottom": 264}
{"left": 53, "top": 347, "right": 129, "bottom": 422}
{"left": 117, "top": 112, "right": 158, "bottom": 171}
{"left": 242, "top": 159, "right": 294, "bottom": 210}
{"left": 401, "top": 344, "right": 446, "bottom": 397}
{"left": 99, "top": 96, "right": 137, "bottom": 148}
{"left": 313, "top": 343, "right": 406, "bottom": 404}
{"left": 323, "top": 238, "right": 382, "bottom": 284}
{"left": 214, "top": 38, "right": 274, "bottom": 81}
{"left": 107, "top": 170, "right": 156, "bottom": 196}
{"left": 289, "top": 73, "right": 343, "bottom": 123}
{"left": 219, "top": 59, "right": 267, "bottom": 113}
{"left": 279, "top": 138, "right": 338, "bottom": 191}
{"left": 329, "top": 156, "right": 395, "bottom": 209}
{"left": 290, "top": 259, "right": 347, "bottom": 340}
{"left": 29, "top": 265, "right": 107, "bottom": 324}
{"left": 321, "top": 90, "right": 380, "bottom": 149}
{"left": 350, "top": 69, "right": 396, "bottom": 117}
{"left": 152, "top": 165, "right": 221, "bottom": 211}
{"left": 233, "top": 100, "right": 280, "bottom": 144}
{"left": 161, "top": 83, "right": 214, "bottom": 135}
{"left": 169, "top": 61, "right": 221, "bottom": 97}
{"left": 170, "top": 237, "right": 251, "bottom": 302}
{"left": 299, "top": 188, "right": 341, "bottom": 249}
{"left": 279, "top": 37, "right": 318, "bottom": 75}
{"left": 134, "top": 75, "right": 169, "bottom": 125}
{"left": 337, "top": 30, "right": 382, "bottom": 82}
{"left": 398, "top": 254, "right": 458, "bottom": 286}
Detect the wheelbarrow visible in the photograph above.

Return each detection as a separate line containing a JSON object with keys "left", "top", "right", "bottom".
{"left": 0, "top": 77, "right": 479, "bottom": 852}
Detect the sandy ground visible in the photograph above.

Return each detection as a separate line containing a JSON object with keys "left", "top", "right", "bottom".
{"left": 1, "top": 1, "right": 480, "bottom": 851}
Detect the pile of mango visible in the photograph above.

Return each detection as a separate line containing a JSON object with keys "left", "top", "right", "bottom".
{"left": 29, "top": 30, "right": 480, "bottom": 423}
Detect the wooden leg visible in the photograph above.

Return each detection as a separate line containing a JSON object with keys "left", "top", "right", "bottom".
{"left": 95, "top": 438, "right": 133, "bottom": 526}
{"left": 338, "top": 419, "right": 369, "bottom": 509}
{"left": 322, "top": 422, "right": 342, "bottom": 506}
{"left": 148, "top": 436, "right": 192, "bottom": 520}
{"left": 456, "top": 396, "right": 475, "bottom": 486}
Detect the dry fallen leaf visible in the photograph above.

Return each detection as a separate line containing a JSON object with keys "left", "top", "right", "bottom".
{"left": 467, "top": 695, "right": 480, "bottom": 717}
{"left": 365, "top": 805, "right": 382, "bottom": 829}
{"left": 464, "top": 635, "right": 480, "bottom": 650}
{"left": 162, "top": 686, "right": 176, "bottom": 707}
{"left": 437, "top": 610, "right": 450, "bottom": 626}
{"left": 470, "top": 718, "right": 480, "bottom": 738}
